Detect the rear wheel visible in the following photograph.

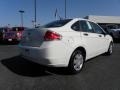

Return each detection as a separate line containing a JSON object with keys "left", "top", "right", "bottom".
{"left": 68, "top": 50, "right": 84, "bottom": 74}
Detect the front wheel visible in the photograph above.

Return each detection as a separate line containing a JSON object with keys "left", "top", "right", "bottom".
{"left": 106, "top": 43, "right": 113, "bottom": 55}
{"left": 68, "top": 50, "right": 84, "bottom": 74}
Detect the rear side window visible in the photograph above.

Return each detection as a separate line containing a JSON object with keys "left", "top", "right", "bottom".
{"left": 71, "top": 21, "right": 80, "bottom": 31}
{"left": 43, "top": 19, "right": 72, "bottom": 28}
{"left": 80, "top": 21, "right": 94, "bottom": 33}
{"left": 90, "top": 22, "right": 104, "bottom": 34}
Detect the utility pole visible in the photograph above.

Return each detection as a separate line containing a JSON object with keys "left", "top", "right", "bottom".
{"left": 65, "top": 0, "right": 67, "bottom": 19}
{"left": 19, "top": 10, "right": 25, "bottom": 27}
{"left": 34, "top": 0, "right": 37, "bottom": 28}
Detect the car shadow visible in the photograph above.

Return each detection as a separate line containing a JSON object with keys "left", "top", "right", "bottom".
{"left": 0, "top": 41, "right": 19, "bottom": 45}
{"left": 1, "top": 56, "right": 69, "bottom": 77}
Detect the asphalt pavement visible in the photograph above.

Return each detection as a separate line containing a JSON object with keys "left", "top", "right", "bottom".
{"left": 0, "top": 42, "right": 120, "bottom": 90}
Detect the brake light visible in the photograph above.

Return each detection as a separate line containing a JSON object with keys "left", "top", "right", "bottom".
{"left": 17, "top": 32, "right": 21, "bottom": 36}
{"left": 44, "top": 31, "right": 62, "bottom": 41}
{"left": 15, "top": 31, "right": 23, "bottom": 39}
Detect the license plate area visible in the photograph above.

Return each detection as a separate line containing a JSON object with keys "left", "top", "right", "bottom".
{"left": 8, "top": 39, "right": 12, "bottom": 41}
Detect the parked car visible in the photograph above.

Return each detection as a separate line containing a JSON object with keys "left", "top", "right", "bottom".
{"left": 0, "top": 27, "right": 9, "bottom": 41}
{"left": 105, "top": 25, "right": 120, "bottom": 40}
{"left": 4, "top": 27, "right": 26, "bottom": 42}
{"left": 19, "top": 18, "right": 113, "bottom": 74}
{"left": 0, "top": 28, "right": 4, "bottom": 41}
{"left": 106, "top": 29, "right": 120, "bottom": 40}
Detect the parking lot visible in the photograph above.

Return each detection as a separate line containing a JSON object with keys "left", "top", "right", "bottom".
{"left": 0, "top": 43, "right": 120, "bottom": 90}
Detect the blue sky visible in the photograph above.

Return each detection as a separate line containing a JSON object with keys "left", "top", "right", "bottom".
{"left": 0, "top": 0, "right": 120, "bottom": 27}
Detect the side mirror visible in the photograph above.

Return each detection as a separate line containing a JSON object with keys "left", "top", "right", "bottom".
{"left": 103, "top": 32, "right": 108, "bottom": 36}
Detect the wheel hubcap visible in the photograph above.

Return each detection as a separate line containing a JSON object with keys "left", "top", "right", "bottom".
{"left": 73, "top": 53, "right": 83, "bottom": 71}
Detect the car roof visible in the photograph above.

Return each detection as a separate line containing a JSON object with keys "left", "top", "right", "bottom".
{"left": 71, "top": 18, "right": 97, "bottom": 23}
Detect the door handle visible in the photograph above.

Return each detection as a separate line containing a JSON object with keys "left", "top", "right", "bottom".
{"left": 83, "top": 33, "right": 88, "bottom": 36}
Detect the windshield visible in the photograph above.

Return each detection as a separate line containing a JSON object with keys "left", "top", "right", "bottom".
{"left": 43, "top": 19, "right": 72, "bottom": 28}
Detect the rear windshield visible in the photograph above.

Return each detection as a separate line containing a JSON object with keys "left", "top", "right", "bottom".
{"left": 12, "top": 27, "right": 24, "bottom": 31}
{"left": 0, "top": 28, "right": 4, "bottom": 31}
{"left": 0, "top": 28, "right": 10, "bottom": 32}
{"left": 43, "top": 19, "right": 72, "bottom": 28}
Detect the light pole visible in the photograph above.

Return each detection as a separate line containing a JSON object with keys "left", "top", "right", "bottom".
{"left": 65, "top": 0, "right": 67, "bottom": 19}
{"left": 34, "top": 0, "right": 37, "bottom": 28}
{"left": 19, "top": 10, "right": 25, "bottom": 27}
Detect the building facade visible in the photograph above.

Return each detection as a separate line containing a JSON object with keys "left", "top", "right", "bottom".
{"left": 84, "top": 15, "right": 120, "bottom": 29}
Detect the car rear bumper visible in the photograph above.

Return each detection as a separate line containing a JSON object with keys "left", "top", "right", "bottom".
{"left": 3, "top": 38, "right": 21, "bottom": 42}
{"left": 19, "top": 45, "right": 69, "bottom": 67}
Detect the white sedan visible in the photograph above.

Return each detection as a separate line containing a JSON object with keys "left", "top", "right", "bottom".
{"left": 19, "top": 18, "right": 113, "bottom": 74}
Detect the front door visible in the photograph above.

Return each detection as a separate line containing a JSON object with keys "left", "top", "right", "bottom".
{"left": 80, "top": 20, "right": 102, "bottom": 59}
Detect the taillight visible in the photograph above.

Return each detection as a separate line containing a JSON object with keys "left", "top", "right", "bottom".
{"left": 17, "top": 32, "right": 21, "bottom": 36}
{"left": 16, "top": 32, "right": 22, "bottom": 38}
{"left": 44, "top": 31, "right": 62, "bottom": 41}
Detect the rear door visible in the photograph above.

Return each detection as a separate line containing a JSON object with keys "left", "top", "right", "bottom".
{"left": 80, "top": 20, "right": 102, "bottom": 59}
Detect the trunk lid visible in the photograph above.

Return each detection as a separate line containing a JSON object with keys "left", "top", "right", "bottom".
{"left": 20, "top": 28, "right": 47, "bottom": 47}
{"left": 4, "top": 31, "right": 16, "bottom": 39}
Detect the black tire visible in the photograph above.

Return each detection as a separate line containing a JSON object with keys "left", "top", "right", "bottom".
{"left": 68, "top": 50, "right": 84, "bottom": 74}
{"left": 106, "top": 43, "right": 113, "bottom": 55}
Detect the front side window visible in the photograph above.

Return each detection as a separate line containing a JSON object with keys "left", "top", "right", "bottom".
{"left": 80, "top": 21, "right": 94, "bottom": 33}
{"left": 43, "top": 19, "right": 72, "bottom": 28}
{"left": 90, "top": 22, "right": 104, "bottom": 34}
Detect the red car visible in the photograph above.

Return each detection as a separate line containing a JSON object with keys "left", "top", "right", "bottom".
{"left": 0, "top": 28, "right": 5, "bottom": 40}
{"left": 0, "top": 27, "right": 10, "bottom": 41}
{"left": 3, "top": 27, "right": 25, "bottom": 42}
